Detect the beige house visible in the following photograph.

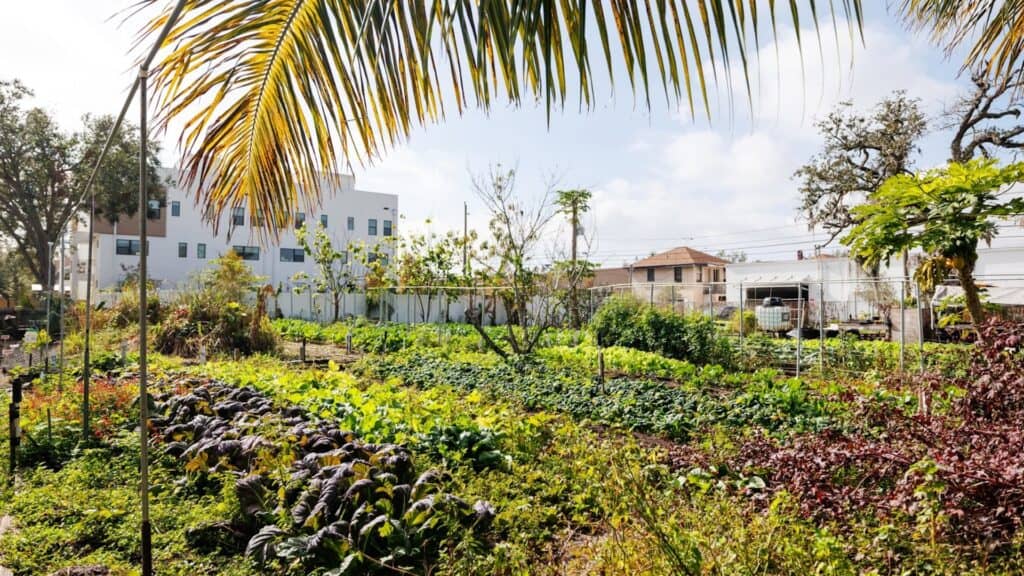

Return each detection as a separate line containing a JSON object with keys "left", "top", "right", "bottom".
{"left": 594, "top": 246, "right": 728, "bottom": 312}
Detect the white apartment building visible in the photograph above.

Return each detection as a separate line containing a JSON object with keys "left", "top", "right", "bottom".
{"left": 70, "top": 168, "right": 398, "bottom": 300}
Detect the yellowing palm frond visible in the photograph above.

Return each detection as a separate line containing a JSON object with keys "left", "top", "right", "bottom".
{"left": 140, "top": 0, "right": 863, "bottom": 236}
{"left": 901, "top": 0, "right": 1024, "bottom": 83}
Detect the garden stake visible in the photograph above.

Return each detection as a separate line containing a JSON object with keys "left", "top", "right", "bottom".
{"left": 345, "top": 332, "right": 353, "bottom": 354}
{"left": 300, "top": 338, "right": 306, "bottom": 362}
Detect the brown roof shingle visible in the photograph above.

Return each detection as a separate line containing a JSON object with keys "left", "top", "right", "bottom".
{"left": 633, "top": 246, "right": 728, "bottom": 268}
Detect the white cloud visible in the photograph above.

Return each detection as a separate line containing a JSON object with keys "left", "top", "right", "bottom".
{"left": 586, "top": 20, "right": 965, "bottom": 267}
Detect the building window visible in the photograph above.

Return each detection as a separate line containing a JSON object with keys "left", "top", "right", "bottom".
{"left": 233, "top": 245, "right": 260, "bottom": 261}
{"left": 197, "top": 243, "right": 207, "bottom": 259}
{"left": 146, "top": 200, "right": 161, "bottom": 220}
{"left": 280, "top": 248, "right": 305, "bottom": 263}
{"left": 253, "top": 210, "right": 265, "bottom": 227}
{"left": 347, "top": 216, "right": 355, "bottom": 231}
{"left": 340, "top": 250, "right": 348, "bottom": 264}
{"left": 646, "top": 268, "right": 655, "bottom": 282}
{"left": 115, "top": 239, "right": 142, "bottom": 256}
{"left": 295, "top": 212, "right": 305, "bottom": 229}
{"left": 178, "top": 242, "right": 188, "bottom": 258}
{"left": 231, "top": 207, "right": 245, "bottom": 227}
{"left": 712, "top": 268, "right": 720, "bottom": 282}
{"left": 320, "top": 214, "right": 328, "bottom": 227}
{"left": 673, "top": 266, "right": 682, "bottom": 283}
{"left": 368, "top": 218, "right": 378, "bottom": 236}
{"left": 383, "top": 220, "right": 393, "bottom": 236}
{"left": 171, "top": 201, "right": 181, "bottom": 217}
{"left": 697, "top": 267, "right": 703, "bottom": 282}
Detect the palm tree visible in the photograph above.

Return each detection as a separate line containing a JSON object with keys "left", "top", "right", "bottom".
{"left": 141, "top": 1, "right": 864, "bottom": 229}
{"left": 901, "top": 1, "right": 1024, "bottom": 87}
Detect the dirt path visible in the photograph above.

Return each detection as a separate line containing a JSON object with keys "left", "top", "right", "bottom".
{"left": 279, "top": 340, "right": 363, "bottom": 365}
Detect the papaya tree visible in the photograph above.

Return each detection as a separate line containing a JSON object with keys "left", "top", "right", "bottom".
{"left": 843, "top": 159, "right": 1024, "bottom": 332}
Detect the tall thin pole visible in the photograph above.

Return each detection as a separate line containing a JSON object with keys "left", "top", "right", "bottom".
{"left": 137, "top": 65, "right": 153, "bottom": 576}
{"left": 569, "top": 200, "right": 580, "bottom": 328}
{"left": 462, "top": 202, "right": 468, "bottom": 276}
{"left": 818, "top": 281, "right": 825, "bottom": 375}
{"left": 45, "top": 241, "right": 53, "bottom": 375}
{"left": 898, "top": 279, "right": 906, "bottom": 373}
{"left": 58, "top": 233, "right": 65, "bottom": 391}
{"left": 83, "top": 195, "right": 94, "bottom": 440}
{"left": 915, "top": 282, "right": 925, "bottom": 373}
{"left": 796, "top": 285, "right": 803, "bottom": 378}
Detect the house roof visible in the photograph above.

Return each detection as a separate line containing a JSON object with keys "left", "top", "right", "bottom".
{"left": 633, "top": 246, "right": 728, "bottom": 268}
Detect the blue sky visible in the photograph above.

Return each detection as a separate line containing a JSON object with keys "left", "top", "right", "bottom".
{"left": 2, "top": 1, "right": 1019, "bottom": 265}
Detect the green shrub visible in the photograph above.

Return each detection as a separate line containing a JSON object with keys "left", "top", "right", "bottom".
{"left": 110, "top": 281, "right": 162, "bottom": 328}
{"left": 591, "top": 295, "right": 733, "bottom": 366}
{"left": 155, "top": 253, "right": 276, "bottom": 357}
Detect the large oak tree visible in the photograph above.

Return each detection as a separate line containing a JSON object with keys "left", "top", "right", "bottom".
{"left": 0, "top": 80, "right": 164, "bottom": 288}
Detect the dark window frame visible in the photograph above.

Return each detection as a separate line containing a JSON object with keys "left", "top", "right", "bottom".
{"left": 673, "top": 266, "right": 682, "bottom": 283}
{"left": 320, "top": 214, "right": 328, "bottom": 227}
{"left": 231, "top": 206, "right": 245, "bottom": 227}
{"left": 146, "top": 200, "right": 161, "bottom": 220}
{"left": 171, "top": 201, "right": 181, "bottom": 217}
{"left": 280, "top": 248, "right": 305, "bottom": 263}
{"left": 383, "top": 219, "right": 393, "bottom": 236}
{"left": 178, "top": 242, "right": 188, "bottom": 258}
{"left": 232, "top": 245, "right": 260, "bottom": 261}
{"left": 197, "top": 243, "right": 207, "bottom": 259}
{"left": 368, "top": 218, "right": 378, "bottom": 236}
{"left": 646, "top": 268, "right": 655, "bottom": 282}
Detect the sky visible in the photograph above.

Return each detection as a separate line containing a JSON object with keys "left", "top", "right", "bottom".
{"left": 2, "top": 1, "right": 1021, "bottom": 266}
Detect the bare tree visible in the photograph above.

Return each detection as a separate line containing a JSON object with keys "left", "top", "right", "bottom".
{"left": 943, "top": 66, "right": 1024, "bottom": 162}
{"left": 795, "top": 91, "right": 928, "bottom": 245}
{"left": 467, "top": 164, "right": 558, "bottom": 359}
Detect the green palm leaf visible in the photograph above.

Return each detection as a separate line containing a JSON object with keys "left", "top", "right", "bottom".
{"left": 139, "top": 0, "right": 863, "bottom": 236}
{"left": 900, "top": 0, "right": 1024, "bottom": 85}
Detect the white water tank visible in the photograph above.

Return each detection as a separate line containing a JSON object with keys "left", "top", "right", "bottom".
{"left": 755, "top": 297, "right": 791, "bottom": 331}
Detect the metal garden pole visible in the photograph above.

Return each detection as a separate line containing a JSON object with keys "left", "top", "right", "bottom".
{"left": 921, "top": 280, "right": 929, "bottom": 373}
{"left": 44, "top": 240, "right": 53, "bottom": 377}
{"left": 83, "top": 195, "right": 94, "bottom": 440}
{"left": 137, "top": 64, "right": 153, "bottom": 576}
{"left": 738, "top": 282, "right": 744, "bottom": 348}
{"left": 818, "top": 281, "right": 825, "bottom": 374}
{"left": 58, "top": 232, "right": 65, "bottom": 391}
{"left": 899, "top": 279, "right": 906, "bottom": 373}
{"left": 796, "top": 285, "right": 803, "bottom": 378}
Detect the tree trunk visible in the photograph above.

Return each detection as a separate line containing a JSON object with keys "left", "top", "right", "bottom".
{"left": 332, "top": 293, "right": 340, "bottom": 323}
{"left": 956, "top": 263, "right": 986, "bottom": 332}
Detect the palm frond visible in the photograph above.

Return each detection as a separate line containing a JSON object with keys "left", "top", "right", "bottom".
{"left": 139, "top": 0, "right": 863, "bottom": 237}
{"left": 901, "top": 0, "right": 1024, "bottom": 84}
